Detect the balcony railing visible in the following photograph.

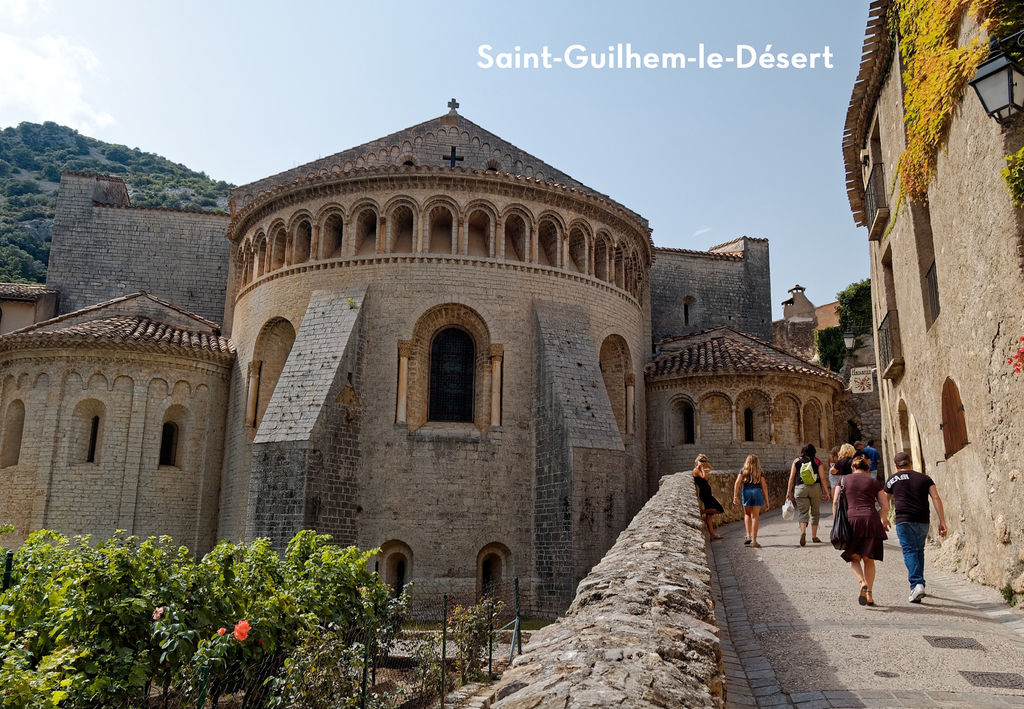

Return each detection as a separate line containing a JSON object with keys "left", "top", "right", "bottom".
{"left": 865, "top": 164, "right": 889, "bottom": 240}
{"left": 925, "top": 260, "right": 940, "bottom": 325}
{"left": 877, "top": 309, "right": 904, "bottom": 380}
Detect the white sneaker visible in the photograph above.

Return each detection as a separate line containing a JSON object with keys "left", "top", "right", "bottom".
{"left": 909, "top": 584, "right": 925, "bottom": 603}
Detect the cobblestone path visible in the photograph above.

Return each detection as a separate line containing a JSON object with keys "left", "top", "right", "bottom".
{"left": 709, "top": 504, "right": 1024, "bottom": 708}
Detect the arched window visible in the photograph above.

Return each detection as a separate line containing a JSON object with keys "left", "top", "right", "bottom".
{"left": 380, "top": 541, "right": 413, "bottom": 597}
{"left": 941, "top": 377, "right": 968, "bottom": 458}
{"left": 743, "top": 408, "right": 754, "bottom": 442}
{"left": 71, "top": 399, "right": 104, "bottom": 464}
{"left": 477, "top": 543, "right": 510, "bottom": 599}
{"left": 683, "top": 296, "right": 695, "bottom": 327}
{"left": 429, "top": 328, "right": 475, "bottom": 422}
{"left": 248, "top": 318, "right": 296, "bottom": 431}
{"left": 675, "top": 400, "right": 696, "bottom": 445}
{"left": 159, "top": 421, "right": 179, "bottom": 466}
{"left": 0, "top": 399, "right": 25, "bottom": 468}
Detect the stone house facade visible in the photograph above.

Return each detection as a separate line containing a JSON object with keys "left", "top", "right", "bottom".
{"left": 844, "top": 2, "right": 1024, "bottom": 593}
{"left": 0, "top": 103, "right": 848, "bottom": 616}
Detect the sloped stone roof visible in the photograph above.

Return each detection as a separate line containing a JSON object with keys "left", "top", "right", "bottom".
{"left": 0, "top": 292, "right": 233, "bottom": 361}
{"left": 646, "top": 326, "right": 840, "bottom": 383}
{"left": 0, "top": 282, "right": 58, "bottom": 300}
{"left": 232, "top": 104, "right": 644, "bottom": 224}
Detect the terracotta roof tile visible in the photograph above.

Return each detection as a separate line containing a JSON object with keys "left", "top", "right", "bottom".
{"left": 646, "top": 326, "right": 840, "bottom": 383}
{"left": 0, "top": 282, "right": 57, "bottom": 300}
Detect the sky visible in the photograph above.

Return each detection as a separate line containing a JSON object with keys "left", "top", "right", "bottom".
{"left": 0, "top": 0, "right": 873, "bottom": 319}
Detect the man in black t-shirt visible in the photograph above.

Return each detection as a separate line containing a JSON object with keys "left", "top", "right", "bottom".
{"left": 883, "top": 452, "right": 947, "bottom": 603}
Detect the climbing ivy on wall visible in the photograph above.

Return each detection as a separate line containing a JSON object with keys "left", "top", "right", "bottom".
{"left": 889, "top": 0, "right": 1024, "bottom": 204}
{"left": 890, "top": 0, "right": 990, "bottom": 203}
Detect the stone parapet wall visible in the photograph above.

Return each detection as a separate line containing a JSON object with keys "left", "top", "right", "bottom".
{"left": 490, "top": 471, "right": 724, "bottom": 708}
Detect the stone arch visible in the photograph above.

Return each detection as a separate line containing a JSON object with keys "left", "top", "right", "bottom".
{"left": 289, "top": 213, "right": 313, "bottom": 265}
{"left": 465, "top": 202, "right": 495, "bottom": 258}
{"left": 567, "top": 221, "right": 590, "bottom": 274}
{"left": 698, "top": 391, "right": 733, "bottom": 444}
{"left": 502, "top": 209, "right": 529, "bottom": 261}
{"left": 237, "top": 243, "right": 251, "bottom": 285}
{"left": 269, "top": 222, "right": 287, "bottom": 271}
{"left": 599, "top": 334, "right": 631, "bottom": 434}
{"left": 736, "top": 389, "right": 770, "bottom": 443}
{"left": 477, "top": 542, "right": 511, "bottom": 598}
{"left": 668, "top": 393, "right": 697, "bottom": 446}
{"left": 249, "top": 317, "right": 296, "bottom": 433}
{"left": 802, "top": 399, "right": 823, "bottom": 450}
{"left": 772, "top": 393, "right": 801, "bottom": 445}
{"left": 612, "top": 243, "right": 625, "bottom": 288}
{"left": 379, "top": 540, "right": 413, "bottom": 596}
{"left": 0, "top": 399, "right": 25, "bottom": 468}
{"left": 536, "top": 215, "right": 561, "bottom": 267}
{"left": 386, "top": 199, "right": 417, "bottom": 254}
{"left": 594, "top": 231, "right": 612, "bottom": 281}
{"left": 71, "top": 398, "right": 105, "bottom": 464}
{"left": 941, "top": 377, "right": 968, "bottom": 459}
{"left": 318, "top": 206, "right": 345, "bottom": 259}
{"left": 351, "top": 203, "right": 379, "bottom": 257}
{"left": 426, "top": 202, "right": 455, "bottom": 255}
{"left": 407, "top": 303, "right": 492, "bottom": 430}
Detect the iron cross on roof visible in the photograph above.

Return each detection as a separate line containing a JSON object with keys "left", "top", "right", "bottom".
{"left": 441, "top": 146, "right": 464, "bottom": 168}
{"left": 447, "top": 98, "right": 459, "bottom": 111}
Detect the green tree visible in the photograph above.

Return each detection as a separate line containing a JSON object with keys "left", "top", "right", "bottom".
{"left": 836, "top": 278, "right": 872, "bottom": 340}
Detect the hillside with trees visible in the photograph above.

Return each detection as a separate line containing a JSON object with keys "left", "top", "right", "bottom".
{"left": 0, "top": 121, "right": 233, "bottom": 283}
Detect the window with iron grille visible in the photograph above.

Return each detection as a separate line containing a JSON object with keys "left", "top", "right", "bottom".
{"left": 925, "top": 260, "right": 940, "bottom": 325}
{"left": 429, "top": 328, "right": 475, "bottom": 422}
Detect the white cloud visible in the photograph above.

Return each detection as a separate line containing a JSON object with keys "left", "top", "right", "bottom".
{"left": 691, "top": 226, "right": 712, "bottom": 238}
{"left": 0, "top": 0, "right": 51, "bottom": 25}
{"left": 0, "top": 32, "right": 115, "bottom": 132}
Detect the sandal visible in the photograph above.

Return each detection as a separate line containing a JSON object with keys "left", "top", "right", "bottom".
{"left": 744, "top": 538, "right": 752, "bottom": 545}
{"left": 858, "top": 585, "right": 868, "bottom": 606}
{"left": 865, "top": 590, "right": 875, "bottom": 607}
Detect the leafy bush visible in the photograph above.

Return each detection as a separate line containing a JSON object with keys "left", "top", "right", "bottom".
{"left": 814, "top": 326, "right": 846, "bottom": 372}
{"left": 0, "top": 529, "right": 397, "bottom": 708}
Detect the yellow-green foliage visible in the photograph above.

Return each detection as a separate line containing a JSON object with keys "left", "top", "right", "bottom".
{"left": 1003, "top": 145, "right": 1024, "bottom": 207}
{"left": 891, "top": 0, "right": 989, "bottom": 203}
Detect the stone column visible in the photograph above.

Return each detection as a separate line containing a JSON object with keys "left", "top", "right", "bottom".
{"left": 376, "top": 216, "right": 386, "bottom": 254}
{"left": 396, "top": 340, "right": 412, "bottom": 424}
{"left": 731, "top": 400, "right": 739, "bottom": 442}
{"left": 490, "top": 344, "right": 503, "bottom": 426}
{"left": 529, "top": 222, "right": 538, "bottom": 263}
{"left": 625, "top": 373, "right": 636, "bottom": 435}
{"left": 311, "top": 224, "right": 321, "bottom": 260}
{"left": 245, "top": 361, "right": 261, "bottom": 428}
{"left": 768, "top": 403, "right": 776, "bottom": 444}
{"left": 495, "top": 217, "right": 504, "bottom": 258}
{"left": 457, "top": 216, "right": 465, "bottom": 255}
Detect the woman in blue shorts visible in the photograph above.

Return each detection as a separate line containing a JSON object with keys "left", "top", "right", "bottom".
{"left": 733, "top": 454, "right": 770, "bottom": 547}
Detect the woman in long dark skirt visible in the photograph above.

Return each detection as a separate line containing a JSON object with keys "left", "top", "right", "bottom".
{"left": 840, "top": 455, "right": 891, "bottom": 606}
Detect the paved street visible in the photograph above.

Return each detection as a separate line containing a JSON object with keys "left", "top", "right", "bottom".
{"left": 708, "top": 504, "right": 1024, "bottom": 708}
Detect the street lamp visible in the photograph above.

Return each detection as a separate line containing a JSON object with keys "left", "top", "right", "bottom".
{"left": 969, "top": 31, "right": 1024, "bottom": 124}
{"left": 843, "top": 331, "right": 856, "bottom": 350}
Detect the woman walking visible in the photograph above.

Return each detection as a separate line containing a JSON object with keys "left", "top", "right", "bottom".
{"left": 786, "top": 443, "right": 831, "bottom": 546}
{"left": 840, "top": 455, "right": 891, "bottom": 606}
{"left": 693, "top": 454, "right": 725, "bottom": 540}
{"left": 830, "top": 443, "right": 857, "bottom": 516}
{"left": 733, "top": 454, "right": 770, "bottom": 547}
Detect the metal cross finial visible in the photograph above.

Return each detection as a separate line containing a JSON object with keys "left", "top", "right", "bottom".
{"left": 447, "top": 98, "right": 460, "bottom": 111}
{"left": 441, "top": 146, "right": 464, "bottom": 168}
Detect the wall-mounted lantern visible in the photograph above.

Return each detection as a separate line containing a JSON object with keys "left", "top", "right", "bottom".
{"left": 969, "top": 31, "right": 1024, "bottom": 124}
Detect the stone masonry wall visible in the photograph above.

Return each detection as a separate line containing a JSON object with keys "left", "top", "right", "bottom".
{"left": 650, "top": 238, "right": 772, "bottom": 344}
{"left": 48, "top": 173, "right": 231, "bottom": 324}
{"left": 491, "top": 470, "right": 724, "bottom": 708}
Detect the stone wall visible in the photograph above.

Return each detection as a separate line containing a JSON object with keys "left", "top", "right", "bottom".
{"left": 650, "top": 238, "right": 772, "bottom": 343}
{"left": 48, "top": 173, "right": 231, "bottom": 324}
{"left": 703, "top": 470, "right": 792, "bottom": 527}
{"left": 490, "top": 470, "right": 724, "bottom": 708}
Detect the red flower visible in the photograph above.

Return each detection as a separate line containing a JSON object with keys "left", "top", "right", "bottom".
{"left": 152, "top": 607, "right": 165, "bottom": 621}
{"left": 217, "top": 627, "right": 226, "bottom": 635}
{"left": 233, "top": 620, "right": 250, "bottom": 641}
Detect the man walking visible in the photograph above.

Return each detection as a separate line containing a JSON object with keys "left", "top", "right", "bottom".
{"left": 884, "top": 452, "right": 947, "bottom": 603}
{"left": 855, "top": 440, "right": 883, "bottom": 480}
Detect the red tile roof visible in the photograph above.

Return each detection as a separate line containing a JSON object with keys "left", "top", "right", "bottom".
{"left": 646, "top": 327, "right": 841, "bottom": 383}
{"left": 0, "top": 283, "right": 57, "bottom": 300}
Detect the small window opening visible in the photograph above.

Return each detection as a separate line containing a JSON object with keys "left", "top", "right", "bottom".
{"left": 743, "top": 408, "right": 754, "bottom": 442}
{"left": 159, "top": 421, "right": 179, "bottom": 466}
{"left": 87, "top": 416, "right": 100, "bottom": 463}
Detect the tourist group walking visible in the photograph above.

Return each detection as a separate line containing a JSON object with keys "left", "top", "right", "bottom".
{"left": 695, "top": 443, "right": 948, "bottom": 607}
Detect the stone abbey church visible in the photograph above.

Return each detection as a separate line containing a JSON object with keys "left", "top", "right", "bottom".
{"left": 0, "top": 103, "right": 844, "bottom": 616}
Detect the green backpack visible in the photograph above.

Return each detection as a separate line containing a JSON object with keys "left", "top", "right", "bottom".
{"left": 799, "top": 459, "right": 817, "bottom": 485}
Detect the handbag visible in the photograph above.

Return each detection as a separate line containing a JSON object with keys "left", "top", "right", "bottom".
{"left": 831, "top": 480, "right": 852, "bottom": 550}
